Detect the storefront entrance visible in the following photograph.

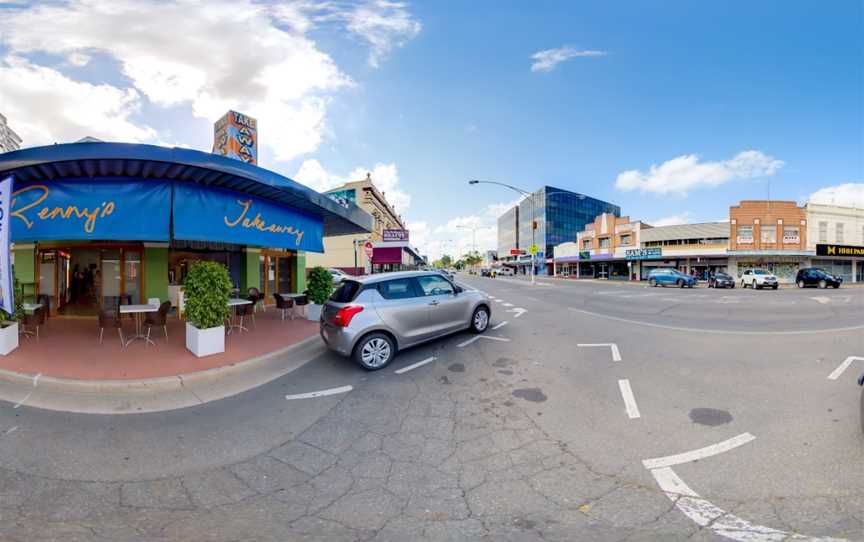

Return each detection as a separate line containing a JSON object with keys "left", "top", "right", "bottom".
{"left": 259, "top": 250, "right": 297, "bottom": 303}
{"left": 37, "top": 243, "right": 143, "bottom": 316}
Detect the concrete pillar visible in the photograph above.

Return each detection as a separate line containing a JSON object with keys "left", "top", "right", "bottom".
{"left": 852, "top": 259, "right": 858, "bottom": 283}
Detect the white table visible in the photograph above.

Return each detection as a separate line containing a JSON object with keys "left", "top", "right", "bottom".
{"left": 22, "top": 302, "right": 42, "bottom": 313}
{"left": 227, "top": 298, "right": 253, "bottom": 335}
{"left": 278, "top": 293, "right": 307, "bottom": 319}
{"left": 120, "top": 304, "right": 159, "bottom": 346}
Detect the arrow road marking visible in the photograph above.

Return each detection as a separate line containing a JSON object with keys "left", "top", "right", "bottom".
{"left": 827, "top": 356, "right": 864, "bottom": 380}
{"left": 492, "top": 321, "right": 508, "bottom": 330}
{"left": 457, "top": 335, "right": 511, "bottom": 348}
{"left": 617, "top": 379, "right": 641, "bottom": 419}
{"left": 506, "top": 307, "right": 527, "bottom": 318}
{"left": 642, "top": 433, "right": 756, "bottom": 470}
{"left": 394, "top": 356, "right": 436, "bottom": 375}
{"left": 577, "top": 343, "right": 621, "bottom": 362}
{"left": 286, "top": 385, "right": 353, "bottom": 400}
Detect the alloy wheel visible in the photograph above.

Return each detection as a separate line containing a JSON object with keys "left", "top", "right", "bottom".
{"left": 473, "top": 308, "right": 489, "bottom": 331}
{"left": 360, "top": 338, "right": 391, "bottom": 368}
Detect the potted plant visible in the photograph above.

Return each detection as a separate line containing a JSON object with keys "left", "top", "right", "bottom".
{"left": 306, "top": 266, "right": 333, "bottom": 321}
{"left": 183, "top": 261, "right": 231, "bottom": 357}
{"left": 0, "top": 278, "right": 23, "bottom": 356}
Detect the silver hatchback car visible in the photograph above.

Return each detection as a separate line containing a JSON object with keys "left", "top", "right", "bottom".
{"left": 320, "top": 271, "right": 492, "bottom": 370}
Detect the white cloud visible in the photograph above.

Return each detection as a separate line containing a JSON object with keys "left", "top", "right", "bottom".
{"left": 615, "top": 150, "right": 784, "bottom": 195}
{"left": 648, "top": 212, "right": 693, "bottom": 227}
{"left": 530, "top": 46, "right": 607, "bottom": 73}
{"left": 293, "top": 160, "right": 410, "bottom": 212}
{"left": 0, "top": 0, "right": 419, "bottom": 159}
{"left": 0, "top": 56, "right": 156, "bottom": 145}
{"left": 807, "top": 183, "right": 864, "bottom": 208}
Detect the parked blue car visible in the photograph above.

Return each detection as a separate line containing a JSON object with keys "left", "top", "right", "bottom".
{"left": 647, "top": 268, "right": 697, "bottom": 288}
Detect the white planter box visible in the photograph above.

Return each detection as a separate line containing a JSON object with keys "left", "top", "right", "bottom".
{"left": 0, "top": 322, "right": 18, "bottom": 356}
{"left": 306, "top": 304, "right": 322, "bottom": 322}
{"left": 185, "top": 322, "right": 225, "bottom": 357}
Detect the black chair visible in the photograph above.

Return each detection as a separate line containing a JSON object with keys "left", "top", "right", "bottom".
{"left": 248, "top": 287, "right": 264, "bottom": 313}
{"left": 37, "top": 294, "right": 51, "bottom": 323}
{"left": 237, "top": 301, "right": 255, "bottom": 333}
{"left": 294, "top": 294, "right": 309, "bottom": 319}
{"left": 273, "top": 293, "right": 294, "bottom": 321}
{"left": 22, "top": 306, "right": 46, "bottom": 342}
{"left": 98, "top": 305, "right": 125, "bottom": 347}
{"left": 144, "top": 301, "right": 172, "bottom": 343}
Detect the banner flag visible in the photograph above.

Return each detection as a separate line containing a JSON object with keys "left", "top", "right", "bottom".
{"left": 0, "top": 177, "right": 13, "bottom": 316}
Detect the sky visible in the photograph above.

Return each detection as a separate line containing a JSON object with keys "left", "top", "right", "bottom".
{"left": 0, "top": 0, "right": 861, "bottom": 260}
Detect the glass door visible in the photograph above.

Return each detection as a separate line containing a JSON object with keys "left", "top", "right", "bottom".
{"left": 277, "top": 256, "right": 293, "bottom": 295}
{"left": 100, "top": 249, "right": 121, "bottom": 308}
{"left": 124, "top": 249, "right": 142, "bottom": 304}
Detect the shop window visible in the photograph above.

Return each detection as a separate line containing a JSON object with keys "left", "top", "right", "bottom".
{"left": 818, "top": 221, "right": 828, "bottom": 243}
{"left": 619, "top": 234, "right": 632, "bottom": 246}
{"left": 760, "top": 228, "right": 776, "bottom": 244}
{"left": 736, "top": 225, "right": 753, "bottom": 244}
{"left": 783, "top": 227, "right": 799, "bottom": 244}
{"left": 835, "top": 223, "right": 844, "bottom": 243}
{"left": 598, "top": 237, "right": 611, "bottom": 249}
{"left": 582, "top": 239, "right": 591, "bottom": 250}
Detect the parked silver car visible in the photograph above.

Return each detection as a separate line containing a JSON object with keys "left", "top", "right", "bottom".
{"left": 320, "top": 271, "right": 492, "bottom": 370}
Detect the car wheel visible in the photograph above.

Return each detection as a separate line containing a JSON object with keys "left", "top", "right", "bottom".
{"left": 731, "top": 284, "right": 735, "bottom": 289}
{"left": 819, "top": 279, "right": 827, "bottom": 289}
{"left": 677, "top": 279, "right": 685, "bottom": 288}
{"left": 741, "top": 280, "right": 747, "bottom": 288}
{"left": 353, "top": 332, "right": 396, "bottom": 371}
{"left": 649, "top": 278, "right": 657, "bottom": 287}
{"left": 470, "top": 305, "right": 490, "bottom": 333}
{"left": 833, "top": 284, "right": 840, "bottom": 289}
{"left": 756, "top": 283, "right": 762, "bottom": 290}
{"left": 797, "top": 280, "right": 805, "bottom": 288}
{"left": 772, "top": 284, "right": 778, "bottom": 290}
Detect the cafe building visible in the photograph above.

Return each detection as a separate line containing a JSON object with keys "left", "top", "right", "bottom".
{"left": 0, "top": 141, "right": 372, "bottom": 317}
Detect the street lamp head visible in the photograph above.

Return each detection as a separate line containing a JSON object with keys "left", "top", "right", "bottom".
{"left": 468, "top": 180, "right": 480, "bottom": 185}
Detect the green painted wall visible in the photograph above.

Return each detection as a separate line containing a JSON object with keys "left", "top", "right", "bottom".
{"left": 240, "top": 250, "right": 260, "bottom": 291}
{"left": 143, "top": 246, "right": 169, "bottom": 302}
{"left": 13, "top": 247, "right": 35, "bottom": 285}
{"left": 294, "top": 252, "right": 306, "bottom": 293}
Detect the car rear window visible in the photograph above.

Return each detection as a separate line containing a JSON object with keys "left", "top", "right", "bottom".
{"left": 330, "top": 280, "right": 362, "bottom": 303}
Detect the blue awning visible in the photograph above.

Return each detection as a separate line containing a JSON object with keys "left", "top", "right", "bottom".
{"left": 0, "top": 142, "right": 372, "bottom": 237}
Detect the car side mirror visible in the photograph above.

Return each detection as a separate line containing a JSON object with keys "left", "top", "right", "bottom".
{"left": 454, "top": 286, "right": 463, "bottom": 294}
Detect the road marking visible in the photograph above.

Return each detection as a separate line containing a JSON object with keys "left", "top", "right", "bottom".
{"left": 481, "top": 336, "right": 510, "bottom": 342}
{"left": 811, "top": 296, "right": 831, "bottom": 304}
{"left": 569, "top": 307, "right": 864, "bottom": 335}
{"left": 502, "top": 302, "right": 513, "bottom": 307}
{"left": 577, "top": 343, "right": 621, "bottom": 362}
{"left": 506, "top": 307, "right": 527, "bottom": 318}
{"left": 457, "top": 336, "right": 480, "bottom": 347}
{"left": 394, "top": 356, "right": 436, "bottom": 375}
{"left": 617, "top": 379, "right": 640, "bottom": 419}
{"left": 494, "top": 299, "right": 502, "bottom": 303}
{"left": 827, "top": 356, "right": 864, "bottom": 380}
{"left": 492, "top": 321, "right": 508, "bottom": 330}
{"left": 649, "top": 466, "right": 845, "bottom": 542}
{"left": 3, "top": 426, "right": 18, "bottom": 436}
{"left": 457, "top": 335, "right": 510, "bottom": 347}
{"left": 33, "top": 373, "right": 41, "bottom": 387}
{"left": 642, "top": 433, "right": 756, "bottom": 470}
{"left": 285, "top": 385, "right": 353, "bottom": 400}
{"left": 13, "top": 392, "right": 32, "bottom": 409}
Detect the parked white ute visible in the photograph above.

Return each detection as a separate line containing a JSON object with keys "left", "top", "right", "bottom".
{"left": 741, "top": 268, "right": 779, "bottom": 290}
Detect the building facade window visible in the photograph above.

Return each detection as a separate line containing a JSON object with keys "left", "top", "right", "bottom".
{"left": 782, "top": 226, "right": 799, "bottom": 244}
{"left": 736, "top": 225, "right": 753, "bottom": 244}
{"left": 619, "top": 233, "right": 632, "bottom": 246}
{"left": 582, "top": 239, "right": 591, "bottom": 250}
{"left": 598, "top": 237, "right": 611, "bottom": 249}
{"left": 836, "top": 223, "right": 844, "bottom": 243}
{"left": 818, "top": 221, "right": 828, "bottom": 243}
{"left": 761, "top": 228, "right": 776, "bottom": 244}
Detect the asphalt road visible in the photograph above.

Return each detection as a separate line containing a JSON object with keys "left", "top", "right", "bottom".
{"left": 0, "top": 274, "right": 861, "bottom": 541}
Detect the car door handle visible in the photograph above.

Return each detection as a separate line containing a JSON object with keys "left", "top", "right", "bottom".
{"left": 428, "top": 300, "right": 439, "bottom": 306}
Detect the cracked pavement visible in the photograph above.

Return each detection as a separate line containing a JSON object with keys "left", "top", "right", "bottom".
{"left": 0, "top": 276, "right": 862, "bottom": 541}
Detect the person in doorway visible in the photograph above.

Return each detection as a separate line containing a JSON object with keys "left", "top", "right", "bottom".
{"left": 70, "top": 264, "right": 81, "bottom": 304}
{"left": 93, "top": 269, "right": 102, "bottom": 306}
{"left": 84, "top": 265, "right": 94, "bottom": 303}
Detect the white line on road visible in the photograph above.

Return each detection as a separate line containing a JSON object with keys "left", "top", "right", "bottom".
{"left": 494, "top": 299, "right": 502, "bottom": 303}
{"left": 492, "top": 321, "right": 508, "bottom": 330}
{"left": 394, "top": 356, "right": 436, "bottom": 375}
{"left": 503, "top": 302, "right": 513, "bottom": 307}
{"left": 33, "top": 373, "right": 41, "bottom": 387}
{"left": 811, "top": 296, "right": 831, "bottom": 304}
{"left": 457, "top": 336, "right": 479, "bottom": 347}
{"left": 506, "top": 307, "right": 527, "bottom": 318}
{"left": 642, "top": 432, "right": 756, "bottom": 470}
{"left": 3, "top": 426, "right": 18, "bottom": 436}
{"left": 827, "top": 356, "right": 864, "bottom": 380}
{"left": 577, "top": 343, "right": 621, "bottom": 362}
{"left": 481, "top": 336, "right": 511, "bottom": 342}
{"left": 569, "top": 307, "right": 864, "bottom": 335}
{"left": 285, "top": 386, "right": 353, "bottom": 400}
{"left": 617, "top": 379, "right": 641, "bottom": 419}
{"left": 13, "top": 392, "right": 32, "bottom": 409}
{"left": 457, "top": 335, "right": 511, "bottom": 347}
{"left": 649, "top": 466, "right": 844, "bottom": 542}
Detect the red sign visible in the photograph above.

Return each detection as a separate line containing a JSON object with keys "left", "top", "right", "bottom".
{"left": 363, "top": 241, "right": 374, "bottom": 259}
{"left": 510, "top": 249, "right": 523, "bottom": 255}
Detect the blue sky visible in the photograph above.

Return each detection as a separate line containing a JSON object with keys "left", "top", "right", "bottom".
{"left": 0, "top": 1, "right": 861, "bottom": 258}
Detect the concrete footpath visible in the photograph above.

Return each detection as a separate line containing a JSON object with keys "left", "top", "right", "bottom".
{"left": 0, "top": 335, "right": 326, "bottom": 415}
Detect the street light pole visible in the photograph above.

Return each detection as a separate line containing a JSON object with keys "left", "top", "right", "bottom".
{"left": 468, "top": 179, "right": 536, "bottom": 285}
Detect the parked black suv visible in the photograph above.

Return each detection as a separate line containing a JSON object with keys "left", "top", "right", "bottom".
{"left": 708, "top": 272, "right": 735, "bottom": 289}
{"left": 795, "top": 267, "right": 842, "bottom": 289}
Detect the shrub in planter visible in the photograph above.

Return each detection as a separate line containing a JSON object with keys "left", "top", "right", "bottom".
{"left": 0, "top": 278, "right": 23, "bottom": 356}
{"left": 306, "top": 267, "right": 333, "bottom": 321}
{"left": 183, "top": 261, "right": 232, "bottom": 357}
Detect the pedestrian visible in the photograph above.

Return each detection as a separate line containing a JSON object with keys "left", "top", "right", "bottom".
{"left": 70, "top": 264, "right": 81, "bottom": 304}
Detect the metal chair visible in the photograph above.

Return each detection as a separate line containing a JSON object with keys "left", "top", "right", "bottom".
{"left": 22, "top": 306, "right": 46, "bottom": 341}
{"left": 293, "top": 294, "right": 309, "bottom": 319}
{"left": 236, "top": 301, "right": 255, "bottom": 333}
{"left": 273, "top": 293, "right": 294, "bottom": 321}
{"left": 248, "top": 287, "right": 264, "bottom": 313}
{"left": 98, "top": 305, "right": 125, "bottom": 347}
{"left": 144, "top": 301, "right": 172, "bottom": 343}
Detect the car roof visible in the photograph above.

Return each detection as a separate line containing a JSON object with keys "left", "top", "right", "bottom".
{"left": 346, "top": 270, "right": 450, "bottom": 285}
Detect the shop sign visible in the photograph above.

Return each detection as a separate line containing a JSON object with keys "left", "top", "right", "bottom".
{"left": 173, "top": 183, "right": 324, "bottom": 252}
{"left": 816, "top": 243, "right": 864, "bottom": 257}
{"left": 783, "top": 234, "right": 799, "bottom": 244}
{"left": 0, "top": 177, "right": 12, "bottom": 316}
{"left": 578, "top": 250, "right": 591, "bottom": 260}
{"left": 509, "top": 248, "right": 523, "bottom": 255}
{"left": 736, "top": 235, "right": 753, "bottom": 244}
{"left": 625, "top": 247, "right": 662, "bottom": 260}
{"left": 327, "top": 188, "right": 356, "bottom": 208}
{"left": 364, "top": 241, "right": 374, "bottom": 259}
{"left": 11, "top": 180, "right": 171, "bottom": 242}
{"left": 383, "top": 229, "right": 409, "bottom": 242}
{"left": 212, "top": 110, "right": 258, "bottom": 165}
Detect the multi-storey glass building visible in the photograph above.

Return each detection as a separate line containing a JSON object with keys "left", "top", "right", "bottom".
{"left": 498, "top": 185, "right": 620, "bottom": 275}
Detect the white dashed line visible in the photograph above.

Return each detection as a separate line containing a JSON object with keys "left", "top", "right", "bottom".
{"left": 506, "top": 307, "right": 527, "bottom": 318}
{"left": 3, "top": 426, "right": 18, "bottom": 436}
{"left": 827, "top": 356, "right": 863, "bottom": 380}
{"left": 457, "top": 335, "right": 510, "bottom": 347}
{"left": 394, "top": 356, "right": 436, "bottom": 375}
{"left": 649, "top": 466, "right": 842, "bottom": 542}
{"left": 617, "top": 379, "right": 640, "bottom": 419}
{"left": 502, "top": 302, "right": 513, "bottom": 307}
{"left": 285, "top": 386, "right": 353, "bottom": 400}
{"left": 642, "top": 432, "right": 756, "bottom": 470}
{"left": 577, "top": 343, "right": 621, "bottom": 362}
{"left": 492, "top": 321, "right": 508, "bottom": 330}
{"left": 457, "top": 336, "right": 480, "bottom": 348}
{"left": 13, "top": 392, "right": 32, "bottom": 409}
{"left": 481, "top": 336, "right": 510, "bottom": 342}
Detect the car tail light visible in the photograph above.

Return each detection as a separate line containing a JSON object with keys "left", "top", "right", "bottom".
{"left": 333, "top": 305, "right": 363, "bottom": 327}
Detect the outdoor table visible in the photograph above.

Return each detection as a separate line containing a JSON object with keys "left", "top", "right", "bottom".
{"left": 279, "top": 293, "right": 307, "bottom": 319}
{"left": 226, "top": 298, "right": 252, "bottom": 335}
{"left": 22, "top": 303, "right": 43, "bottom": 313}
{"left": 120, "top": 303, "right": 159, "bottom": 346}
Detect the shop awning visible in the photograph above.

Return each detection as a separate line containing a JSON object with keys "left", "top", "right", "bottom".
{"left": 0, "top": 142, "right": 372, "bottom": 238}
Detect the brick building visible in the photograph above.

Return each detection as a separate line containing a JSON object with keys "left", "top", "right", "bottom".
{"left": 728, "top": 200, "right": 808, "bottom": 283}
